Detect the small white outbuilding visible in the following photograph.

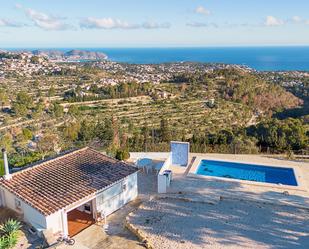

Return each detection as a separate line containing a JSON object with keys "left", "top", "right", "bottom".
{"left": 0, "top": 147, "right": 139, "bottom": 238}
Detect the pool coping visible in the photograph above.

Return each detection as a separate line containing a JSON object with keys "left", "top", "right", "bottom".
{"left": 188, "top": 156, "right": 308, "bottom": 192}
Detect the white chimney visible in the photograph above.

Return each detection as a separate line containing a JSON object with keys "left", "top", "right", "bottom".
{"left": 2, "top": 149, "right": 11, "bottom": 180}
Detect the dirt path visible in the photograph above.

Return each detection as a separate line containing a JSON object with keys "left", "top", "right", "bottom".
{"left": 60, "top": 96, "right": 151, "bottom": 108}
{"left": 0, "top": 118, "right": 63, "bottom": 131}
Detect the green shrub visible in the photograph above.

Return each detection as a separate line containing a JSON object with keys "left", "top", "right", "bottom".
{"left": 22, "top": 128, "right": 33, "bottom": 141}
{"left": 3, "top": 232, "right": 18, "bottom": 249}
{"left": 0, "top": 235, "right": 9, "bottom": 249}
{"left": 9, "top": 152, "right": 42, "bottom": 168}
{"left": 0, "top": 219, "right": 22, "bottom": 235}
{"left": 0, "top": 219, "right": 21, "bottom": 249}
{"left": 115, "top": 148, "right": 130, "bottom": 161}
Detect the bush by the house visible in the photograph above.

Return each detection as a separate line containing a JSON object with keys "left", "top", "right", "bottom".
{"left": 0, "top": 219, "right": 22, "bottom": 249}
{"left": 115, "top": 148, "right": 130, "bottom": 161}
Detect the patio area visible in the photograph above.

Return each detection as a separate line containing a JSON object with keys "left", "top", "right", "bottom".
{"left": 126, "top": 151, "right": 309, "bottom": 248}
{"left": 67, "top": 209, "right": 95, "bottom": 237}
{"left": 127, "top": 197, "right": 309, "bottom": 249}
{"left": 129, "top": 152, "right": 309, "bottom": 208}
{"left": 171, "top": 154, "right": 309, "bottom": 208}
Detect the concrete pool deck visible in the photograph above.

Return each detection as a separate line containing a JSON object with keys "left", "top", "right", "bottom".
{"left": 126, "top": 153, "right": 309, "bottom": 248}
{"left": 129, "top": 153, "right": 309, "bottom": 209}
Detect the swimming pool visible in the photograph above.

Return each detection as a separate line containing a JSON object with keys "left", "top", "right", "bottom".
{"left": 196, "top": 160, "right": 298, "bottom": 186}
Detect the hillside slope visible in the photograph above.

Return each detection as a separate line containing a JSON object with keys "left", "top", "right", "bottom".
{"left": 212, "top": 69, "right": 302, "bottom": 114}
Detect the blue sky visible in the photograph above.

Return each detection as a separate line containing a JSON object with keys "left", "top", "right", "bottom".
{"left": 0, "top": 0, "right": 309, "bottom": 47}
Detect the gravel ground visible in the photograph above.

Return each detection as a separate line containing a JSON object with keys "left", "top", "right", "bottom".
{"left": 127, "top": 198, "right": 309, "bottom": 249}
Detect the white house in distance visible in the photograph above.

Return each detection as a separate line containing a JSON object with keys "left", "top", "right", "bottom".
{"left": 0, "top": 147, "right": 139, "bottom": 238}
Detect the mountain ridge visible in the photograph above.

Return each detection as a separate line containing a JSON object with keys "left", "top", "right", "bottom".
{"left": 32, "top": 49, "right": 108, "bottom": 61}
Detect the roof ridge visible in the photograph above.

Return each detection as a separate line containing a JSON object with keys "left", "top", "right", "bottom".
{"left": 6, "top": 147, "right": 89, "bottom": 178}
{"left": 87, "top": 147, "right": 137, "bottom": 169}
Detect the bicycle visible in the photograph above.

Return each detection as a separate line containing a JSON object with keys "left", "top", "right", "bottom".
{"left": 57, "top": 235, "right": 75, "bottom": 246}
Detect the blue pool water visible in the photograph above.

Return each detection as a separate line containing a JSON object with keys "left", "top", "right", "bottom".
{"left": 196, "top": 160, "right": 298, "bottom": 186}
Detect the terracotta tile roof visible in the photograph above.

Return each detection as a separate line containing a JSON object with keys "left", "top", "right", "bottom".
{"left": 0, "top": 147, "right": 138, "bottom": 216}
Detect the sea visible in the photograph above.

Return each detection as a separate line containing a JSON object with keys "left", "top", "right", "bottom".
{"left": 89, "top": 46, "right": 309, "bottom": 71}
{"left": 7, "top": 46, "right": 309, "bottom": 71}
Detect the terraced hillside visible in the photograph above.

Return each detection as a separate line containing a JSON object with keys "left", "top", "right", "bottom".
{"left": 0, "top": 61, "right": 307, "bottom": 170}
{"left": 73, "top": 97, "right": 252, "bottom": 135}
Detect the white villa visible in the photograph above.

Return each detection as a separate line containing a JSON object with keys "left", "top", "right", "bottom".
{"left": 1, "top": 142, "right": 309, "bottom": 248}
{"left": 0, "top": 147, "right": 139, "bottom": 238}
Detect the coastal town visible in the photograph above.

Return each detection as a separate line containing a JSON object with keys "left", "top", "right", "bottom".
{"left": 0, "top": 49, "right": 254, "bottom": 84}
{"left": 0, "top": 52, "right": 61, "bottom": 78}
{"left": 2, "top": 49, "right": 308, "bottom": 90}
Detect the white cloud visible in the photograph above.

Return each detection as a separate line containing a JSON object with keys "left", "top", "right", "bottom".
{"left": 22, "top": 7, "right": 73, "bottom": 30}
{"left": 80, "top": 17, "right": 139, "bottom": 29}
{"left": 14, "top": 3, "right": 23, "bottom": 9}
{"left": 142, "top": 21, "right": 170, "bottom": 29}
{"left": 80, "top": 17, "right": 170, "bottom": 30}
{"left": 265, "top": 16, "right": 284, "bottom": 26}
{"left": 195, "top": 6, "right": 211, "bottom": 16}
{"left": 0, "top": 19, "right": 25, "bottom": 27}
{"left": 292, "top": 16, "right": 302, "bottom": 23}
{"left": 186, "top": 22, "right": 218, "bottom": 28}
{"left": 188, "top": 15, "right": 307, "bottom": 29}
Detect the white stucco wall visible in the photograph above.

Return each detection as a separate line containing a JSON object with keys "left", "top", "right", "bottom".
{"left": 0, "top": 187, "right": 47, "bottom": 230}
{"left": 96, "top": 172, "right": 138, "bottom": 217}
{"left": 158, "top": 154, "right": 171, "bottom": 193}
{"left": 46, "top": 211, "right": 63, "bottom": 234}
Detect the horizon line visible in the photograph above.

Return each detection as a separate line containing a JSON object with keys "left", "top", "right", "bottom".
{"left": 2, "top": 44, "right": 309, "bottom": 50}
